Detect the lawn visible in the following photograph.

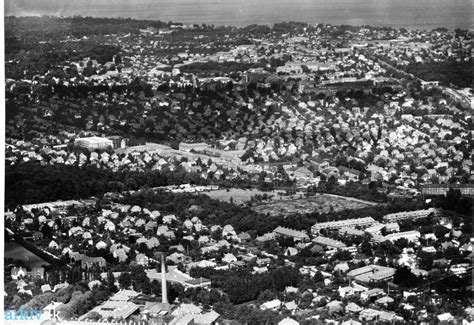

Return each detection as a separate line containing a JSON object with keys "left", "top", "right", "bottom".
{"left": 251, "top": 193, "right": 377, "bottom": 216}
{"left": 204, "top": 188, "right": 293, "bottom": 205}
{"left": 205, "top": 188, "right": 378, "bottom": 216}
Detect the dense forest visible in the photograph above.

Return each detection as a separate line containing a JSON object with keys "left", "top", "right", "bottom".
{"left": 404, "top": 61, "right": 473, "bottom": 88}
{"left": 190, "top": 266, "right": 300, "bottom": 304}
{"left": 4, "top": 16, "right": 168, "bottom": 44}
{"left": 5, "top": 40, "right": 121, "bottom": 79}
{"left": 5, "top": 162, "right": 211, "bottom": 209}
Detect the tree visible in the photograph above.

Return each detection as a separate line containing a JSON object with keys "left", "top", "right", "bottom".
{"left": 393, "top": 266, "right": 419, "bottom": 288}
{"left": 213, "top": 300, "right": 236, "bottom": 319}
{"left": 85, "top": 311, "right": 102, "bottom": 321}
{"left": 131, "top": 266, "right": 150, "bottom": 294}
{"left": 168, "top": 283, "right": 185, "bottom": 303}
{"left": 258, "top": 289, "right": 277, "bottom": 303}
{"left": 106, "top": 271, "right": 116, "bottom": 292}
{"left": 118, "top": 272, "right": 132, "bottom": 289}
{"left": 313, "top": 271, "right": 324, "bottom": 284}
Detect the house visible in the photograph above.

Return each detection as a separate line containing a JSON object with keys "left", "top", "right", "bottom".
{"left": 237, "top": 232, "right": 251, "bottom": 243}
{"left": 192, "top": 310, "right": 221, "bottom": 325}
{"left": 169, "top": 244, "right": 186, "bottom": 253}
{"left": 361, "top": 288, "right": 385, "bottom": 301}
{"left": 146, "top": 237, "right": 160, "bottom": 249}
{"left": 256, "top": 257, "right": 272, "bottom": 266}
{"left": 284, "top": 247, "right": 298, "bottom": 256}
{"left": 41, "top": 284, "right": 52, "bottom": 293}
{"left": 260, "top": 299, "right": 281, "bottom": 311}
{"left": 167, "top": 252, "right": 187, "bottom": 264}
{"left": 334, "top": 262, "right": 350, "bottom": 273}
{"left": 11, "top": 267, "right": 27, "bottom": 280}
{"left": 338, "top": 166, "right": 361, "bottom": 181}
{"left": 278, "top": 317, "right": 299, "bottom": 325}
{"left": 198, "top": 236, "right": 210, "bottom": 245}
{"left": 379, "top": 311, "right": 403, "bottom": 322}
{"left": 135, "top": 254, "right": 149, "bottom": 267}
{"left": 48, "top": 240, "right": 60, "bottom": 249}
{"left": 145, "top": 221, "right": 157, "bottom": 232}
{"left": 31, "top": 266, "right": 45, "bottom": 279}
{"left": 222, "top": 253, "right": 237, "bottom": 264}
{"left": 341, "top": 320, "right": 362, "bottom": 325}
{"left": 256, "top": 232, "right": 276, "bottom": 242}
{"left": 231, "top": 260, "right": 246, "bottom": 268}
{"left": 283, "top": 301, "right": 298, "bottom": 312}
{"left": 345, "top": 302, "right": 363, "bottom": 314}
{"left": 113, "top": 248, "right": 128, "bottom": 262}
{"left": 81, "top": 256, "right": 107, "bottom": 269}
{"left": 141, "top": 301, "right": 172, "bottom": 319}
{"left": 32, "top": 231, "right": 44, "bottom": 241}
{"left": 95, "top": 241, "right": 107, "bottom": 250}
{"left": 326, "top": 301, "right": 344, "bottom": 315}
{"left": 375, "top": 296, "right": 394, "bottom": 305}
{"left": 338, "top": 285, "right": 364, "bottom": 298}
{"left": 359, "top": 308, "right": 381, "bottom": 322}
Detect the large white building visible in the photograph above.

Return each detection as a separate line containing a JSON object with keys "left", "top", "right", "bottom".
{"left": 382, "top": 208, "right": 438, "bottom": 222}
{"left": 379, "top": 230, "right": 421, "bottom": 243}
{"left": 74, "top": 136, "right": 114, "bottom": 150}
{"left": 312, "top": 217, "right": 376, "bottom": 233}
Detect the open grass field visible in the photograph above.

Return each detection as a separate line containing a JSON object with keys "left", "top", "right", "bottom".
{"left": 205, "top": 188, "right": 378, "bottom": 215}
{"left": 204, "top": 188, "right": 295, "bottom": 205}
{"left": 252, "top": 193, "right": 378, "bottom": 216}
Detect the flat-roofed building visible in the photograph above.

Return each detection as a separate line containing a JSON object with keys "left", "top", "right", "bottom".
{"left": 384, "top": 222, "right": 400, "bottom": 233}
{"left": 382, "top": 208, "right": 438, "bottom": 222}
{"left": 422, "top": 184, "right": 474, "bottom": 197}
{"left": 312, "top": 236, "right": 346, "bottom": 249}
{"left": 312, "top": 217, "right": 376, "bottom": 233}
{"left": 74, "top": 136, "right": 113, "bottom": 151}
{"left": 107, "top": 135, "right": 127, "bottom": 149}
{"left": 273, "top": 226, "right": 309, "bottom": 241}
{"left": 339, "top": 227, "right": 366, "bottom": 237}
{"left": 81, "top": 300, "right": 139, "bottom": 320}
{"left": 378, "top": 230, "right": 421, "bottom": 243}
{"left": 364, "top": 223, "right": 385, "bottom": 236}
{"left": 348, "top": 265, "right": 396, "bottom": 284}
{"left": 277, "top": 62, "right": 304, "bottom": 74}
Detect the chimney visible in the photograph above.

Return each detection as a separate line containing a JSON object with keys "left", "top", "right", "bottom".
{"left": 161, "top": 252, "right": 168, "bottom": 304}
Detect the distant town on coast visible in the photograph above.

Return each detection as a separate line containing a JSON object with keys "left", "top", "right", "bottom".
{"left": 3, "top": 0, "right": 473, "bottom": 323}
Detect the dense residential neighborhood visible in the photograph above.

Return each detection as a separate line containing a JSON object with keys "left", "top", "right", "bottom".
{"left": 3, "top": 15, "right": 473, "bottom": 325}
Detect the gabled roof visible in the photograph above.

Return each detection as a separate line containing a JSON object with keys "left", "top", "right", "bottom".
{"left": 193, "top": 310, "right": 220, "bottom": 323}
{"left": 261, "top": 299, "right": 281, "bottom": 310}
{"left": 273, "top": 226, "right": 309, "bottom": 240}
{"left": 171, "top": 303, "right": 202, "bottom": 317}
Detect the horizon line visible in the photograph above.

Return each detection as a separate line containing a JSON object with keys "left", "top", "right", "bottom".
{"left": 5, "top": 14, "right": 472, "bottom": 32}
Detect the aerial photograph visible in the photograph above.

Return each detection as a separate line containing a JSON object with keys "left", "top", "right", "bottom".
{"left": 2, "top": 0, "right": 473, "bottom": 324}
